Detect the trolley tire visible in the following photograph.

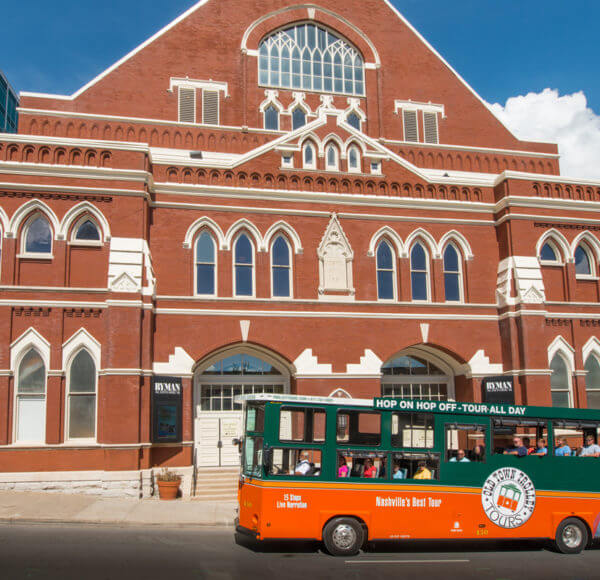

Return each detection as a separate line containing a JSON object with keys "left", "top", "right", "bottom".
{"left": 322, "top": 517, "right": 365, "bottom": 557}
{"left": 554, "top": 518, "right": 589, "bottom": 554}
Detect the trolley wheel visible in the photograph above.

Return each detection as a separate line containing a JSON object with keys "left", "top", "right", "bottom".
{"left": 554, "top": 518, "right": 589, "bottom": 554}
{"left": 322, "top": 517, "right": 365, "bottom": 557}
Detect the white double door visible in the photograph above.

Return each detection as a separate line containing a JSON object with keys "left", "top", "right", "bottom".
{"left": 195, "top": 411, "right": 243, "bottom": 467}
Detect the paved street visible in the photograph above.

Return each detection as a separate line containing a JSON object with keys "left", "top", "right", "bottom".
{"left": 0, "top": 524, "right": 599, "bottom": 580}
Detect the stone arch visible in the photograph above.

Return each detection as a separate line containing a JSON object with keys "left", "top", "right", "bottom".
{"left": 225, "top": 219, "right": 263, "bottom": 251}
{"left": 59, "top": 202, "right": 112, "bottom": 242}
{"left": 183, "top": 217, "right": 226, "bottom": 250}
{"left": 263, "top": 221, "right": 303, "bottom": 254}
{"left": 8, "top": 199, "right": 60, "bottom": 239}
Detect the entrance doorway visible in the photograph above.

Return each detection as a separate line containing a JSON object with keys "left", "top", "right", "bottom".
{"left": 194, "top": 350, "right": 289, "bottom": 467}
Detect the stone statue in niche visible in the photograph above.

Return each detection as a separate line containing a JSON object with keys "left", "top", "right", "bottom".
{"left": 317, "top": 213, "right": 355, "bottom": 299}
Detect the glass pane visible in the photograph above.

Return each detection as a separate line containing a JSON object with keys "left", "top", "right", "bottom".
{"left": 69, "top": 395, "right": 95, "bottom": 438}
{"left": 17, "top": 397, "right": 45, "bottom": 442}
{"left": 411, "top": 244, "right": 427, "bottom": 271}
{"left": 347, "top": 113, "right": 360, "bottom": 130}
{"left": 303, "top": 143, "right": 313, "bottom": 164}
{"left": 444, "top": 273, "right": 460, "bottom": 301}
{"left": 575, "top": 246, "right": 591, "bottom": 275}
{"left": 293, "top": 109, "right": 306, "bottom": 130}
{"left": 273, "top": 267, "right": 290, "bottom": 298}
{"left": 551, "top": 391, "right": 570, "bottom": 408}
{"left": 265, "top": 106, "right": 279, "bottom": 131}
{"left": 235, "top": 235, "right": 253, "bottom": 265}
{"left": 550, "top": 355, "right": 569, "bottom": 389}
{"left": 243, "top": 355, "right": 264, "bottom": 375}
{"left": 443, "top": 245, "right": 459, "bottom": 272}
{"left": 587, "top": 391, "right": 600, "bottom": 409}
{"left": 25, "top": 216, "right": 52, "bottom": 253}
{"left": 272, "top": 237, "right": 290, "bottom": 266}
{"left": 327, "top": 146, "right": 336, "bottom": 167}
{"left": 236, "top": 265, "right": 253, "bottom": 296}
{"left": 196, "top": 232, "right": 215, "bottom": 263}
{"left": 377, "top": 270, "right": 394, "bottom": 300}
{"left": 18, "top": 350, "right": 45, "bottom": 394}
{"left": 349, "top": 148, "right": 358, "bottom": 168}
{"left": 585, "top": 357, "right": 600, "bottom": 390}
{"left": 196, "top": 264, "right": 215, "bottom": 295}
{"left": 69, "top": 350, "right": 96, "bottom": 393}
{"left": 75, "top": 220, "right": 100, "bottom": 241}
{"left": 540, "top": 243, "right": 557, "bottom": 262}
{"left": 222, "top": 355, "right": 243, "bottom": 375}
{"left": 377, "top": 242, "right": 393, "bottom": 270}
{"left": 411, "top": 272, "right": 428, "bottom": 301}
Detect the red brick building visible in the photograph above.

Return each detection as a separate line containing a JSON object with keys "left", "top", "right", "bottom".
{"left": 1, "top": 0, "right": 599, "bottom": 495}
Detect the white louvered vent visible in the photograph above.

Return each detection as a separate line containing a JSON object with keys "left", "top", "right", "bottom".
{"left": 403, "top": 110, "right": 418, "bottom": 142}
{"left": 202, "top": 90, "right": 219, "bottom": 125}
{"left": 178, "top": 88, "right": 196, "bottom": 123}
{"left": 423, "top": 112, "right": 439, "bottom": 144}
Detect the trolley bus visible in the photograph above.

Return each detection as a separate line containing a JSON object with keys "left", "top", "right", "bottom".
{"left": 235, "top": 394, "right": 600, "bottom": 556}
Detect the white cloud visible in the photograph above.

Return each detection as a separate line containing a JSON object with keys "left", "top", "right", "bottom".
{"left": 488, "top": 89, "right": 600, "bottom": 180}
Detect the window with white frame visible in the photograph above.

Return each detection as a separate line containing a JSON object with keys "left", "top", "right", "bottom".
{"left": 585, "top": 356, "right": 600, "bottom": 409}
{"left": 347, "top": 145, "right": 361, "bottom": 172}
{"left": 23, "top": 214, "right": 52, "bottom": 255}
{"left": 382, "top": 355, "right": 450, "bottom": 401}
{"left": 234, "top": 233, "right": 255, "bottom": 297}
{"left": 195, "top": 231, "right": 217, "bottom": 296}
{"left": 346, "top": 112, "right": 361, "bottom": 131}
{"left": 443, "top": 245, "right": 462, "bottom": 302}
{"left": 72, "top": 217, "right": 101, "bottom": 243}
{"left": 258, "top": 23, "right": 365, "bottom": 96}
{"left": 15, "top": 349, "right": 46, "bottom": 443}
{"left": 410, "top": 242, "right": 429, "bottom": 301}
{"left": 67, "top": 350, "right": 97, "bottom": 440}
{"left": 178, "top": 87, "right": 196, "bottom": 123}
{"left": 264, "top": 105, "right": 280, "bottom": 131}
{"left": 539, "top": 241, "right": 560, "bottom": 264}
{"left": 325, "top": 144, "right": 339, "bottom": 171}
{"left": 550, "top": 353, "right": 572, "bottom": 408}
{"left": 303, "top": 141, "right": 316, "bottom": 169}
{"left": 376, "top": 240, "right": 395, "bottom": 300}
{"left": 271, "top": 235, "right": 291, "bottom": 298}
{"left": 575, "top": 244, "right": 594, "bottom": 277}
{"left": 292, "top": 108, "right": 307, "bottom": 130}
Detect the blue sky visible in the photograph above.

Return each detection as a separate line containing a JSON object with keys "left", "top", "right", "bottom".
{"left": 2, "top": 0, "right": 598, "bottom": 111}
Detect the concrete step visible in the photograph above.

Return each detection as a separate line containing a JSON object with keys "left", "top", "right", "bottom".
{"left": 192, "top": 493, "right": 238, "bottom": 502}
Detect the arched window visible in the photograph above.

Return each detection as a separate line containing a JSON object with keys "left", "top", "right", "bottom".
{"left": 67, "top": 350, "right": 97, "bottom": 440}
{"left": 575, "top": 244, "right": 593, "bottom": 276}
{"left": 443, "top": 245, "right": 462, "bottom": 302}
{"left": 410, "top": 243, "right": 429, "bottom": 301}
{"left": 303, "top": 142, "right": 316, "bottom": 169}
{"left": 15, "top": 349, "right": 46, "bottom": 443}
{"left": 234, "top": 233, "right": 254, "bottom": 297}
{"left": 550, "top": 354, "right": 572, "bottom": 408}
{"left": 381, "top": 354, "right": 452, "bottom": 400}
{"left": 292, "top": 108, "right": 307, "bottom": 131}
{"left": 376, "top": 241, "right": 395, "bottom": 300}
{"left": 24, "top": 215, "right": 52, "bottom": 254}
{"left": 259, "top": 23, "right": 365, "bottom": 96}
{"left": 348, "top": 145, "right": 360, "bottom": 173}
{"left": 73, "top": 218, "right": 100, "bottom": 242}
{"left": 347, "top": 112, "right": 361, "bottom": 131}
{"left": 325, "top": 144, "right": 339, "bottom": 171}
{"left": 271, "top": 236, "right": 291, "bottom": 298}
{"left": 195, "top": 231, "right": 216, "bottom": 296}
{"left": 264, "top": 105, "right": 279, "bottom": 131}
{"left": 539, "top": 242, "right": 559, "bottom": 263}
{"left": 585, "top": 356, "right": 600, "bottom": 409}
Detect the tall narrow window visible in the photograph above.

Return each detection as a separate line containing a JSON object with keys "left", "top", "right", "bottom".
{"left": 550, "top": 354, "right": 571, "bottom": 408}
{"left": 423, "top": 112, "right": 439, "bottom": 144}
{"left": 585, "top": 356, "right": 600, "bottom": 409}
{"left": 575, "top": 245, "right": 593, "bottom": 276}
{"left": 202, "top": 90, "right": 219, "bottom": 125}
{"left": 74, "top": 219, "right": 100, "bottom": 242}
{"left": 195, "top": 231, "right": 216, "bottom": 296}
{"left": 403, "top": 110, "right": 418, "bottom": 142}
{"left": 292, "top": 108, "right": 306, "bottom": 130}
{"left": 264, "top": 105, "right": 279, "bottom": 131}
{"left": 234, "top": 234, "right": 254, "bottom": 297}
{"left": 68, "top": 350, "right": 97, "bottom": 440}
{"left": 24, "top": 215, "right": 52, "bottom": 254}
{"left": 178, "top": 87, "right": 196, "bottom": 123}
{"left": 15, "top": 349, "right": 46, "bottom": 443}
{"left": 443, "top": 245, "right": 462, "bottom": 302}
{"left": 347, "top": 112, "right": 361, "bottom": 131}
{"left": 376, "top": 241, "right": 395, "bottom": 300}
{"left": 326, "top": 144, "right": 339, "bottom": 170}
{"left": 410, "top": 243, "right": 429, "bottom": 301}
{"left": 272, "top": 236, "right": 291, "bottom": 298}
{"left": 303, "top": 142, "right": 315, "bottom": 169}
{"left": 348, "top": 146, "right": 360, "bottom": 173}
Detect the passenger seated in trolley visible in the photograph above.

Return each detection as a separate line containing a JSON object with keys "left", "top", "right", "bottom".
{"left": 413, "top": 461, "right": 432, "bottom": 480}
{"left": 578, "top": 435, "right": 600, "bottom": 457}
{"left": 294, "top": 450, "right": 312, "bottom": 475}
{"left": 555, "top": 437, "right": 572, "bottom": 456}
{"left": 338, "top": 456, "right": 349, "bottom": 478}
{"left": 530, "top": 438, "right": 548, "bottom": 456}
{"left": 449, "top": 449, "right": 470, "bottom": 462}
{"left": 392, "top": 463, "right": 406, "bottom": 479}
{"left": 363, "top": 458, "right": 377, "bottom": 478}
{"left": 503, "top": 436, "right": 528, "bottom": 457}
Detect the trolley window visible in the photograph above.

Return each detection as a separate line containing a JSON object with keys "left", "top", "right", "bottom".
{"left": 391, "top": 412, "right": 434, "bottom": 448}
{"left": 492, "top": 419, "right": 548, "bottom": 456}
{"left": 268, "top": 448, "right": 322, "bottom": 477}
{"left": 279, "top": 407, "right": 326, "bottom": 443}
{"left": 337, "top": 411, "right": 381, "bottom": 446}
{"left": 391, "top": 452, "right": 440, "bottom": 481}
{"left": 337, "top": 451, "right": 387, "bottom": 479}
{"left": 445, "top": 423, "right": 486, "bottom": 462}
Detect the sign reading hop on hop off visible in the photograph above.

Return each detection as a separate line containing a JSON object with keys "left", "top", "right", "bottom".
{"left": 481, "top": 468, "right": 536, "bottom": 529}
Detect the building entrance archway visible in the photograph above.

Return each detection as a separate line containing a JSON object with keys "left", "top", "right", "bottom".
{"left": 193, "top": 347, "right": 291, "bottom": 467}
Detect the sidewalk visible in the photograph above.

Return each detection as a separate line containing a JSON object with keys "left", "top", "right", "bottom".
{"left": 0, "top": 491, "right": 237, "bottom": 527}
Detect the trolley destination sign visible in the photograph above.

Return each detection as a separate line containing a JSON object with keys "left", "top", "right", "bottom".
{"left": 373, "top": 398, "right": 526, "bottom": 417}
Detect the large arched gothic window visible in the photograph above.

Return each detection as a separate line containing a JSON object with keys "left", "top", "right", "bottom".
{"left": 575, "top": 244, "right": 593, "bottom": 276}
{"left": 195, "top": 231, "right": 216, "bottom": 296}
{"left": 234, "top": 234, "right": 254, "bottom": 297}
{"left": 271, "top": 236, "right": 291, "bottom": 298}
{"left": 585, "top": 356, "right": 600, "bottom": 409}
{"left": 24, "top": 215, "right": 52, "bottom": 254}
{"left": 15, "top": 349, "right": 46, "bottom": 442}
{"left": 381, "top": 355, "right": 452, "bottom": 400}
{"left": 67, "top": 350, "right": 97, "bottom": 440}
{"left": 376, "top": 241, "right": 395, "bottom": 300}
{"left": 258, "top": 23, "right": 365, "bottom": 96}
{"left": 550, "top": 354, "right": 572, "bottom": 407}
{"left": 264, "top": 105, "right": 279, "bottom": 131}
{"left": 410, "top": 243, "right": 429, "bottom": 301}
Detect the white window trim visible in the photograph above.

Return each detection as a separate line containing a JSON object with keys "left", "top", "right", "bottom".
{"left": 584, "top": 354, "right": 600, "bottom": 407}
{"left": 325, "top": 144, "right": 339, "bottom": 171}
{"left": 194, "top": 230, "right": 218, "bottom": 298}
{"left": 20, "top": 213, "right": 54, "bottom": 257}
{"left": 169, "top": 78, "right": 229, "bottom": 97}
{"left": 281, "top": 154, "right": 294, "bottom": 169}
{"left": 539, "top": 240, "right": 563, "bottom": 267}
{"left": 65, "top": 349, "right": 98, "bottom": 443}
{"left": 303, "top": 142, "right": 317, "bottom": 170}
{"left": 233, "top": 234, "right": 256, "bottom": 298}
{"left": 375, "top": 240, "right": 397, "bottom": 302}
{"left": 550, "top": 352, "right": 574, "bottom": 408}
{"left": 442, "top": 244, "right": 464, "bottom": 304}
{"left": 410, "top": 242, "right": 431, "bottom": 303}
{"left": 263, "top": 104, "right": 280, "bottom": 131}
{"left": 177, "top": 86, "right": 196, "bottom": 124}
{"left": 347, "top": 146, "right": 361, "bottom": 173}
{"left": 13, "top": 348, "right": 47, "bottom": 445}
{"left": 370, "top": 160, "right": 382, "bottom": 175}
{"left": 70, "top": 215, "right": 103, "bottom": 246}
{"left": 270, "top": 236, "right": 293, "bottom": 300}
{"left": 575, "top": 244, "right": 596, "bottom": 279}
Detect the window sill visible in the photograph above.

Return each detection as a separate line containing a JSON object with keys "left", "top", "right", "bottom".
{"left": 575, "top": 275, "right": 599, "bottom": 281}
{"left": 16, "top": 253, "right": 54, "bottom": 260}
{"left": 68, "top": 241, "right": 103, "bottom": 248}
{"left": 539, "top": 261, "right": 563, "bottom": 267}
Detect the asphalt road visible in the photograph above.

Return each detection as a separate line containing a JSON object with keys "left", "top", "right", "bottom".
{"left": 1, "top": 524, "right": 599, "bottom": 580}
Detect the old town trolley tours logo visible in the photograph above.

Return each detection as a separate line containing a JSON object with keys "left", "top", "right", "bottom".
{"left": 481, "top": 468, "right": 536, "bottom": 529}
